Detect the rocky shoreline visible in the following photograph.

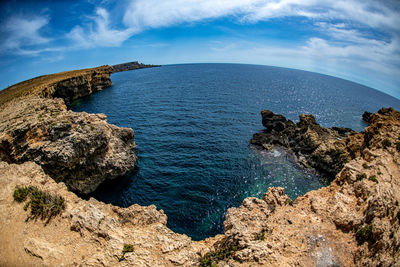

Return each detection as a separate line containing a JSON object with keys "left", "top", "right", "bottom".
{"left": 0, "top": 66, "right": 399, "bottom": 266}
{"left": 0, "top": 66, "right": 137, "bottom": 194}
{"left": 250, "top": 110, "right": 364, "bottom": 180}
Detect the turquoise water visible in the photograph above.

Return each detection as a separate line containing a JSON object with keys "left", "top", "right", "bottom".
{"left": 72, "top": 63, "right": 400, "bottom": 240}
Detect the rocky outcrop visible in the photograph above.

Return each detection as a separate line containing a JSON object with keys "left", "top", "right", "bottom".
{"left": 0, "top": 66, "right": 137, "bottom": 194}
{"left": 251, "top": 110, "right": 364, "bottom": 179}
{"left": 0, "top": 96, "right": 136, "bottom": 194}
{"left": 112, "top": 61, "right": 161, "bottom": 73}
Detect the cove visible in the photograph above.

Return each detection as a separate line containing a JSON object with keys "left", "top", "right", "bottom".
{"left": 71, "top": 63, "right": 400, "bottom": 240}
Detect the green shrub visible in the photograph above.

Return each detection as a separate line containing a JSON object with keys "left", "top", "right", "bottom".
{"left": 357, "top": 173, "right": 367, "bottom": 181}
{"left": 13, "top": 185, "right": 65, "bottom": 225}
{"left": 198, "top": 238, "right": 243, "bottom": 266}
{"left": 382, "top": 139, "right": 392, "bottom": 149}
{"left": 285, "top": 198, "right": 294, "bottom": 206}
{"left": 255, "top": 231, "right": 265, "bottom": 241}
{"left": 355, "top": 224, "right": 373, "bottom": 244}
{"left": 362, "top": 163, "right": 369, "bottom": 169}
{"left": 13, "top": 186, "right": 35, "bottom": 202}
{"left": 368, "top": 175, "right": 378, "bottom": 183}
{"left": 123, "top": 244, "right": 134, "bottom": 253}
{"left": 118, "top": 244, "right": 134, "bottom": 262}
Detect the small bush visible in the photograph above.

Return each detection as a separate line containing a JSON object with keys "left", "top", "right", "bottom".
{"left": 397, "top": 211, "right": 400, "bottom": 222}
{"left": 355, "top": 224, "right": 373, "bottom": 244}
{"left": 255, "top": 231, "right": 265, "bottom": 241}
{"left": 13, "top": 185, "right": 65, "bottom": 225}
{"left": 13, "top": 186, "right": 35, "bottom": 202}
{"left": 118, "top": 244, "right": 134, "bottom": 262}
{"left": 285, "top": 198, "right": 294, "bottom": 206}
{"left": 382, "top": 139, "right": 392, "bottom": 149}
{"left": 362, "top": 163, "right": 369, "bottom": 169}
{"left": 198, "top": 238, "right": 243, "bottom": 266}
{"left": 357, "top": 173, "right": 367, "bottom": 181}
{"left": 368, "top": 175, "right": 378, "bottom": 183}
{"left": 396, "top": 142, "right": 400, "bottom": 152}
{"left": 123, "top": 244, "right": 134, "bottom": 253}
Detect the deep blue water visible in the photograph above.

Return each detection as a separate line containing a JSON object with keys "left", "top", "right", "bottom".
{"left": 71, "top": 63, "right": 400, "bottom": 240}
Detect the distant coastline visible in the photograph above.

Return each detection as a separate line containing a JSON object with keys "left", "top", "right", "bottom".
{"left": 111, "top": 61, "right": 161, "bottom": 73}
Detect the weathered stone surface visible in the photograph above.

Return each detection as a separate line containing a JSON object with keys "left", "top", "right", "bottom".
{"left": 0, "top": 161, "right": 205, "bottom": 266}
{"left": 44, "top": 66, "right": 112, "bottom": 104}
{"left": 251, "top": 110, "right": 364, "bottom": 179}
{"left": 0, "top": 96, "right": 136, "bottom": 194}
{"left": 0, "top": 66, "right": 137, "bottom": 194}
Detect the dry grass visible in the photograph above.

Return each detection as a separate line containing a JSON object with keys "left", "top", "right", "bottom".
{"left": 0, "top": 65, "right": 110, "bottom": 107}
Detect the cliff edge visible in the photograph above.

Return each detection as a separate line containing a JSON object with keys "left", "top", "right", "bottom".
{"left": 0, "top": 66, "right": 137, "bottom": 194}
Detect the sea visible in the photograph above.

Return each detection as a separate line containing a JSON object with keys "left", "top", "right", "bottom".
{"left": 71, "top": 63, "right": 400, "bottom": 240}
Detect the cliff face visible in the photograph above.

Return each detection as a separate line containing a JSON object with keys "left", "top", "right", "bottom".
{"left": 0, "top": 66, "right": 112, "bottom": 107}
{"left": 0, "top": 66, "right": 137, "bottom": 194}
{"left": 44, "top": 66, "right": 112, "bottom": 104}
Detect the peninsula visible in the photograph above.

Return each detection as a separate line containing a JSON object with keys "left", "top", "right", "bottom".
{"left": 112, "top": 61, "right": 161, "bottom": 73}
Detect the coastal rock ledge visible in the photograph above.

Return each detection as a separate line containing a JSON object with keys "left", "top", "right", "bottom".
{"left": 250, "top": 110, "right": 364, "bottom": 179}
{"left": 0, "top": 66, "right": 137, "bottom": 194}
{"left": 1, "top": 66, "right": 399, "bottom": 266}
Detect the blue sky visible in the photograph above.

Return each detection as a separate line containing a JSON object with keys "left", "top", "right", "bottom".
{"left": 1, "top": 0, "right": 399, "bottom": 99}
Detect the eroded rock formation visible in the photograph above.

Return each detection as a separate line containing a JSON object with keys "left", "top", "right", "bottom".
{"left": 0, "top": 66, "right": 137, "bottom": 194}
{"left": 251, "top": 110, "right": 365, "bottom": 179}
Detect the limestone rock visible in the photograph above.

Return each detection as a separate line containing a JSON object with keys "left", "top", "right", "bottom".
{"left": 0, "top": 65, "right": 137, "bottom": 194}
{"left": 251, "top": 110, "right": 364, "bottom": 179}
{"left": 0, "top": 96, "right": 136, "bottom": 194}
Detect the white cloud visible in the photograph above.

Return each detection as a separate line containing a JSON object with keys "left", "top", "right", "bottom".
{"left": 122, "top": 0, "right": 400, "bottom": 33}
{"left": 0, "top": 15, "right": 51, "bottom": 55}
{"left": 68, "top": 8, "right": 136, "bottom": 48}
{"left": 123, "top": 0, "right": 260, "bottom": 31}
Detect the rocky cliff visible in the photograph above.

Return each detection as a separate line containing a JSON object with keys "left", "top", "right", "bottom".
{"left": 0, "top": 66, "right": 137, "bottom": 194}
{"left": 250, "top": 110, "right": 364, "bottom": 179}
{"left": 0, "top": 66, "right": 112, "bottom": 106}
{"left": 1, "top": 67, "right": 399, "bottom": 266}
